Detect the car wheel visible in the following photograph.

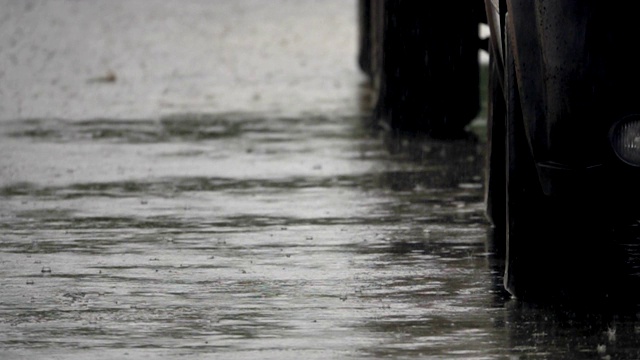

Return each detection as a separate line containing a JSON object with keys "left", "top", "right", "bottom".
{"left": 500, "top": 17, "right": 626, "bottom": 300}
{"left": 373, "top": 1, "right": 480, "bottom": 138}
{"left": 502, "top": 18, "right": 548, "bottom": 297}
{"left": 357, "top": 0, "right": 373, "bottom": 78}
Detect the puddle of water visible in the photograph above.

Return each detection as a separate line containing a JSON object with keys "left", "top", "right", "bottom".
{"left": 0, "top": 108, "right": 495, "bottom": 359}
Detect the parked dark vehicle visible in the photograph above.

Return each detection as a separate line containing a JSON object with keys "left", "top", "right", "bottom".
{"left": 484, "top": 1, "right": 640, "bottom": 299}
{"left": 359, "top": 0, "right": 640, "bottom": 300}
{"left": 357, "top": 0, "right": 485, "bottom": 138}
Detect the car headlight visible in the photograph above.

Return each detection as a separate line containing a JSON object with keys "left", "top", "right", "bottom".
{"left": 611, "top": 115, "right": 640, "bottom": 166}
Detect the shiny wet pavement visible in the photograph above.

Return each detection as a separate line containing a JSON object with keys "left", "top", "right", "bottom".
{"left": 1, "top": 1, "right": 640, "bottom": 359}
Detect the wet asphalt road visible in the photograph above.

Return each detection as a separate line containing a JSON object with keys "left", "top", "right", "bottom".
{"left": 2, "top": 1, "right": 640, "bottom": 359}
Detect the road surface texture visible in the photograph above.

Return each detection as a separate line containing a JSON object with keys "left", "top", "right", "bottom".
{"left": 1, "top": 1, "right": 640, "bottom": 359}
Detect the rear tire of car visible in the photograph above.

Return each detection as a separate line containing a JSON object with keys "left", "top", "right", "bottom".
{"left": 357, "top": 0, "right": 373, "bottom": 78}
{"left": 372, "top": 1, "right": 481, "bottom": 138}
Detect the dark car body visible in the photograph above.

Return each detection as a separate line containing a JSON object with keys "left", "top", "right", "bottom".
{"left": 485, "top": 0, "right": 640, "bottom": 299}
{"left": 488, "top": 0, "right": 640, "bottom": 196}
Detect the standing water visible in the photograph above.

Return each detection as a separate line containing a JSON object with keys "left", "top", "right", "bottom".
{"left": 1, "top": 1, "right": 640, "bottom": 359}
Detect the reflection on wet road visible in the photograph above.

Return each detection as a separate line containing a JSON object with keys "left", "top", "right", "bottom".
{"left": 1, "top": 1, "right": 640, "bottom": 359}
{"left": 0, "top": 111, "right": 496, "bottom": 359}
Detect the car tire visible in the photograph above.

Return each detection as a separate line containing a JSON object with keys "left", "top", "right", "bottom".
{"left": 357, "top": 0, "right": 373, "bottom": 78}
{"left": 500, "top": 17, "right": 626, "bottom": 300}
{"left": 502, "top": 19, "right": 548, "bottom": 297}
{"left": 372, "top": 1, "right": 480, "bottom": 138}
